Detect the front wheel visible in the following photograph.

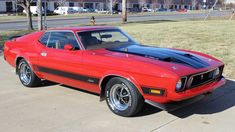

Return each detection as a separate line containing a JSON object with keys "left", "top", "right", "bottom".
{"left": 18, "top": 59, "right": 41, "bottom": 87}
{"left": 105, "top": 77, "right": 144, "bottom": 117}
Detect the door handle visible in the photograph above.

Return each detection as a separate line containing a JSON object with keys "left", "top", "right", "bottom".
{"left": 41, "top": 52, "right": 47, "bottom": 57}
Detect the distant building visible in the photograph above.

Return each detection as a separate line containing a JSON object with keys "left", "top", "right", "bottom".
{"left": 0, "top": 0, "right": 218, "bottom": 13}
{"left": 0, "top": 0, "right": 108, "bottom": 13}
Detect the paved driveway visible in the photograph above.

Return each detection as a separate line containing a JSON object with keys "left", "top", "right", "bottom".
{"left": 0, "top": 56, "right": 235, "bottom": 132}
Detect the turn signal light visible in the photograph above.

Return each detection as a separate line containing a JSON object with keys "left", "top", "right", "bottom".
{"left": 142, "top": 87, "right": 165, "bottom": 96}
{"left": 150, "top": 89, "right": 161, "bottom": 94}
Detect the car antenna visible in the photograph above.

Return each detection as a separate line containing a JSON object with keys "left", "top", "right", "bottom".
{"left": 124, "top": 47, "right": 128, "bottom": 52}
{"left": 124, "top": 47, "right": 129, "bottom": 57}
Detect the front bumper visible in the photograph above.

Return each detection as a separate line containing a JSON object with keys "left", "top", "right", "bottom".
{"left": 145, "top": 94, "right": 206, "bottom": 111}
{"left": 144, "top": 76, "right": 226, "bottom": 110}
{"left": 168, "top": 76, "right": 226, "bottom": 101}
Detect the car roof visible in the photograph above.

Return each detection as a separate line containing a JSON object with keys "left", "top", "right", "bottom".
{"left": 47, "top": 26, "right": 117, "bottom": 32}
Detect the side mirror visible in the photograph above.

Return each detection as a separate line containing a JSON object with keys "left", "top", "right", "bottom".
{"left": 64, "top": 44, "right": 74, "bottom": 50}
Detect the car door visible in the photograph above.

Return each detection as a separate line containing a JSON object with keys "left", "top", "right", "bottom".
{"left": 36, "top": 31, "right": 100, "bottom": 93}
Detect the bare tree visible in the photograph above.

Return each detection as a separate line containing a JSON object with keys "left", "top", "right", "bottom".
{"left": 37, "top": 0, "right": 43, "bottom": 30}
{"left": 151, "top": 0, "right": 159, "bottom": 9}
{"left": 108, "top": 0, "right": 118, "bottom": 14}
{"left": 229, "top": 8, "right": 235, "bottom": 20}
{"left": 16, "top": 0, "right": 33, "bottom": 30}
{"left": 218, "top": 0, "right": 226, "bottom": 8}
{"left": 109, "top": 0, "right": 113, "bottom": 14}
{"left": 122, "top": 0, "right": 127, "bottom": 22}
{"left": 164, "top": 0, "right": 173, "bottom": 9}
{"left": 112, "top": 0, "right": 118, "bottom": 7}
{"left": 141, "top": 0, "right": 147, "bottom": 6}
{"left": 141, "top": 0, "right": 147, "bottom": 11}
{"left": 192, "top": 0, "right": 198, "bottom": 10}
{"left": 204, "top": 0, "right": 219, "bottom": 20}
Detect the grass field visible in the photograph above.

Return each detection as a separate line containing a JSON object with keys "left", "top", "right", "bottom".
{"left": 0, "top": 20, "right": 234, "bottom": 78}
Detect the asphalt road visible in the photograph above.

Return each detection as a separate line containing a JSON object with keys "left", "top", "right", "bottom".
{"left": 0, "top": 56, "right": 235, "bottom": 132}
{"left": 0, "top": 11, "right": 231, "bottom": 30}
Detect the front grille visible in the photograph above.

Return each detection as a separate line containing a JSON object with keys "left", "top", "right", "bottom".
{"left": 187, "top": 66, "right": 224, "bottom": 89}
{"left": 189, "top": 70, "right": 215, "bottom": 88}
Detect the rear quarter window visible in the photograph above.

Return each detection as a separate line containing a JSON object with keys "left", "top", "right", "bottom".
{"left": 39, "top": 32, "right": 50, "bottom": 46}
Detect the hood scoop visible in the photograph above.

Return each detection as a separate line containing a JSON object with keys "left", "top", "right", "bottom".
{"left": 107, "top": 44, "right": 210, "bottom": 69}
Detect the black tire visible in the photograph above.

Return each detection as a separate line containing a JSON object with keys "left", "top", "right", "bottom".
{"left": 17, "top": 59, "right": 41, "bottom": 87}
{"left": 105, "top": 77, "right": 144, "bottom": 117}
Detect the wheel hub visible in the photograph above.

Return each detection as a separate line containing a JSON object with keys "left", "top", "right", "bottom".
{"left": 19, "top": 63, "right": 31, "bottom": 85}
{"left": 109, "top": 83, "right": 131, "bottom": 111}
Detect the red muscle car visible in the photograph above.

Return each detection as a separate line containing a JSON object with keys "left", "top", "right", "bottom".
{"left": 3, "top": 26, "right": 226, "bottom": 117}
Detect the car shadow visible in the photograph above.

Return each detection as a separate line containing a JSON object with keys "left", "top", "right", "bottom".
{"left": 37, "top": 80, "right": 58, "bottom": 87}
{"left": 38, "top": 79, "right": 235, "bottom": 118}
{"left": 61, "top": 84, "right": 100, "bottom": 97}
{"left": 136, "top": 79, "right": 235, "bottom": 117}
{"left": 135, "top": 103, "right": 162, "bottom": 117}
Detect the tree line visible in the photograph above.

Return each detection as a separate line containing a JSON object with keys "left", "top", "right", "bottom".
{"left": 16, "top": 0, "right": 128, "bottom": 31}
{"left": 16, "top": 0, "right": 231, "bottom": 30}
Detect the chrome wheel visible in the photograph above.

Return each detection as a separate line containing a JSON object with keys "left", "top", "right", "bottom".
{"left": 109, "top": 83, "right": 131, "bottom": 111}
{"left": 19, "top": 63, "right": 32, "bottom": 85}
{"left": 105, "top": 77, "right": 144, "bottom": 116}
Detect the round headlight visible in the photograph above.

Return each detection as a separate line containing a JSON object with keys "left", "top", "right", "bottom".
{"left": 176, "top": 79, "right": 183, "bottom": 91}
{"left": 214, "top": 68, "right": 220, "bottom": 78}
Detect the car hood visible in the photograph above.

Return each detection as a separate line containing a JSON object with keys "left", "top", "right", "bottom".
{"left": 107, "top": 44, "right": 210, "bottom": 69}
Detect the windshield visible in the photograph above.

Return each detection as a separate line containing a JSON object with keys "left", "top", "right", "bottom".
{"left": 77, "top": 29, "right": 138, "bottom": 50}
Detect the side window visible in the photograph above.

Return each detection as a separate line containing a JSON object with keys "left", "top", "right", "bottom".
{"left": 39, "top": 32, "right": 50, "bottom": 46}
{"left": 66, "top": 32, "right": 80, "bottom": 50}
{"left": 47, "top": 32, "right": 80, "bottom": 50}
{"left": 78, "top": 32, "right": 101, "bottom": 49}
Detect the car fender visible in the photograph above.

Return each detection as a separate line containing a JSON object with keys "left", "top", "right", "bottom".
{"left": 99, "top": 71, "right": 144, "bottom": 95}
{"left": 15, "top": 53, "right": 31, "bottom": 70}
{"left": 15, "top": 53, "right": 43, "bottom": 78}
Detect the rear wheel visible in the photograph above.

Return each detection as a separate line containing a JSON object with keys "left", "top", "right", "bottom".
{"left": 18, "top": 59, "right": 41, "bottom": 87}
{"left": 105, "top": 77, "right": 144, "bottom": 117}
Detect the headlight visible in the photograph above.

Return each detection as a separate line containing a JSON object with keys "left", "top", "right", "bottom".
{"left": 175, "top": 77, "right": 186, "bottom": 92}
{"left": 213, "top": 68, "right": 220, "bottom": 78}
{"left": 176, "top": 80, "right": 182, "bottom": 91}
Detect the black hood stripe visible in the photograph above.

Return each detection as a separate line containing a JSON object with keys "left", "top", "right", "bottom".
{"left": 107, "top": 44, "right": 210, "bottom": 69}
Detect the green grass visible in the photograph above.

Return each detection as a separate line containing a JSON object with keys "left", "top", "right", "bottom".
{"left": 0, "top": 20, "right": 234, "bottom": 78}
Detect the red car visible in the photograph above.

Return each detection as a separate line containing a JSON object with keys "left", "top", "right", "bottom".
{"left": 177, "top": 9, "right": 187, "bottom": 12}
{"left": 3, "top": 26, "right": 225, "bottom": 116}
